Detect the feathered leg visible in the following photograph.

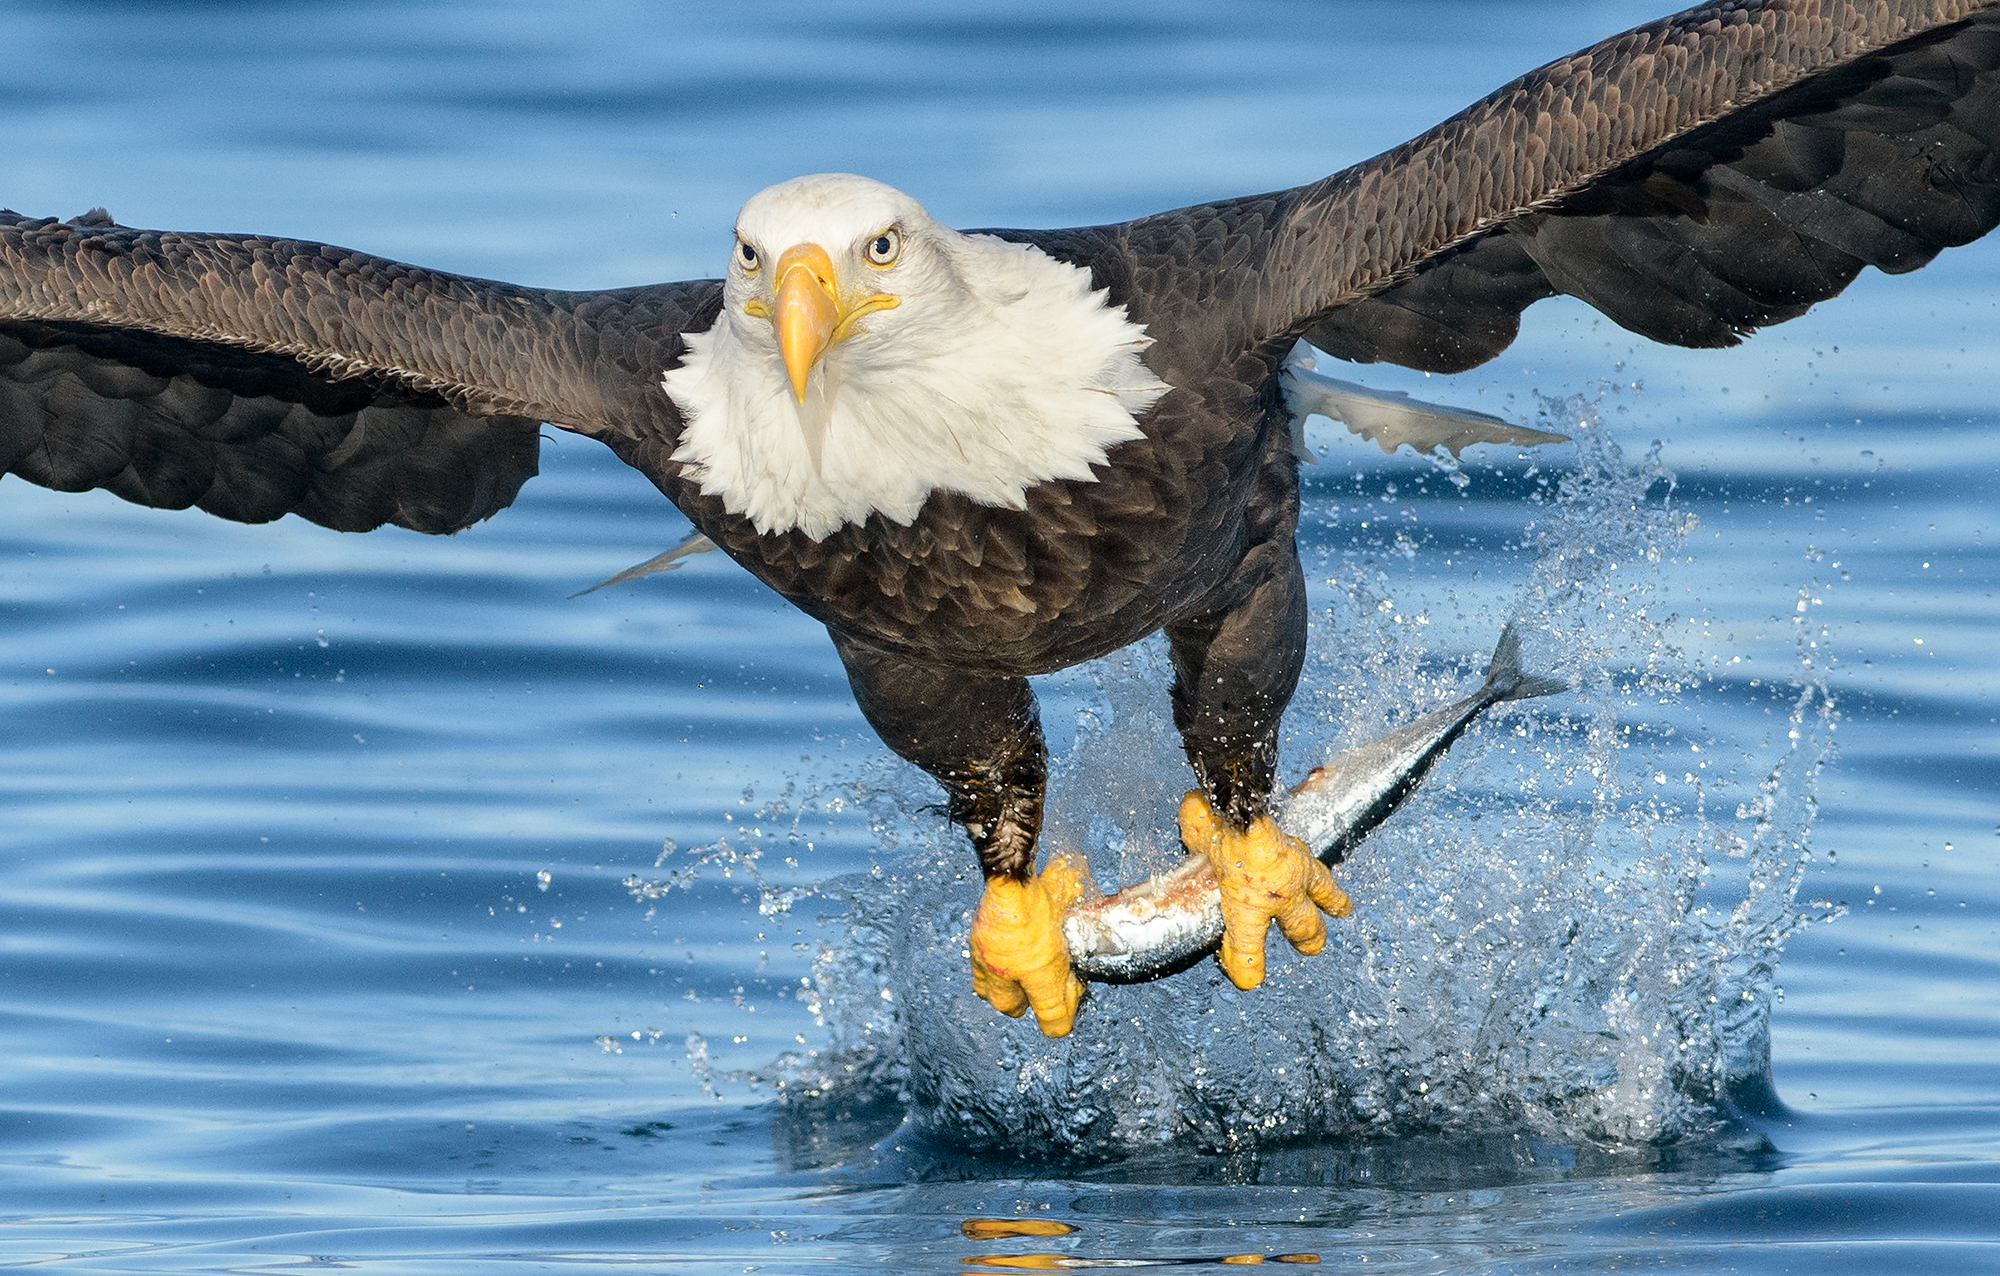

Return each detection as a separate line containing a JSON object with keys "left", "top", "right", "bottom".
{"left": 831, "top": 633, "right": 1085, "bottom": 1036}
{"left": 1164, "top": 478, "right": 1348, "bottom": 989}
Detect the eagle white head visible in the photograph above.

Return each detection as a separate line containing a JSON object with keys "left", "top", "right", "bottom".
{"left": 663, "top": 174, "right": 1167, "bottom": 540}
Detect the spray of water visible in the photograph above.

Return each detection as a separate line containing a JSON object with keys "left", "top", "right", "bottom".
{"left": 693, "top": 401, "right": 1839, "bottom": 1156}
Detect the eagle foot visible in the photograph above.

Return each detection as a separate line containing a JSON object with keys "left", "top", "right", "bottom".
{"left": 1178, "top": 789, "right": 1351, "bottom": 990}
{"left": 969, "top": 854, "right": 1088, "bottom": 1037}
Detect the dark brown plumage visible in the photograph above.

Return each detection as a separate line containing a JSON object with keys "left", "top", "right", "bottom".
{"left": 6, "top": 0, "right": 2000, "bottom": 1010}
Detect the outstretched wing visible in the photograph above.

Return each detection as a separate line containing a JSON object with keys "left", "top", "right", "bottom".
{"left": 0, "top": 209, "right": 720, "bottom": 533}
{"left": 1111, "top": 0, "right": 2000, "bottom": 380}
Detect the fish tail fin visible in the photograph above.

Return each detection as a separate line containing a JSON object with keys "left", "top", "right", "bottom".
{"left": 1483, "top": 621, "right": 1568, "bottom": 702}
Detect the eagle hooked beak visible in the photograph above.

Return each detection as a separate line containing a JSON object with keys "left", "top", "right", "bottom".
{"left": 762, "top": 243, "right": 899, "bottom": 402}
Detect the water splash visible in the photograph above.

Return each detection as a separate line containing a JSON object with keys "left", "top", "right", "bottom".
{"left": 623, "top": 785, "right": 824, "bottom": 921}
{"left": 763, "top": 399, "right": 1837, "bottom": 1156}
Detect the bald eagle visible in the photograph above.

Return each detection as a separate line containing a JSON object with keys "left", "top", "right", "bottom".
{"left": 6, "top": 0, "right": 2000, "bottom": 1036}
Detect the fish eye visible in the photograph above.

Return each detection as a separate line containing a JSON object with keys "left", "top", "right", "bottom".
{"left": 864, "top": 227, "right": 900, "bottom": 267}
{"left": 736, "top": 239, "right": 759, "bottom": 272}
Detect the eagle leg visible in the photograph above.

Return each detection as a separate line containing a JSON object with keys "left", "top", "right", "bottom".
{"left": 830, "top": 631, "right": 1084, "bottom": 1035}
{"left": 1164, "top": 490, "right": 1347, "bottom": 987}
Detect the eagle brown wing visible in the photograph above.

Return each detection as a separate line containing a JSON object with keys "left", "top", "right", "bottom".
{"left": 0, "top": 209, "right": 720, "bottom": 533}
{"left": 1106, "top": 0, "right": 2000, "bottom": 382}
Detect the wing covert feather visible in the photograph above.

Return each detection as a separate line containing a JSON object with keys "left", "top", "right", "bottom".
{"left": 0, "top": 210, "right": 721, "bottom": 533}
{"left": 1115, "top": 0, "right": 2000, "bottom": 377}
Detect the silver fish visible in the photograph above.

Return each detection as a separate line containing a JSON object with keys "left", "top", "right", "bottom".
{"left": 1062, "top": 622, "right": 1566, "bottom": 984}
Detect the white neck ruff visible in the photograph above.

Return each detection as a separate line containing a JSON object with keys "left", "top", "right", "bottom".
{"left": 662, "top": 233, "right": 1167, "bottom": 541}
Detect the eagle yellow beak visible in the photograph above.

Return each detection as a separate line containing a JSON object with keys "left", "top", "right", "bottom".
{"left": 771, "top": 242, "right": 900, "bottom": 402}
{"left": 774, "top": 244, "right": 840, "bottom": 402}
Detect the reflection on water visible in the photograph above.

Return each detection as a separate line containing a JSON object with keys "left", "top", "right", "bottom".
{"left": 961, "top": 1236, "right": 1323, "bottom": 1268}
{"left": 958, "top": 1212, "right": 1328, "bottom": 1271}
{"left": 962, "top": 1218, "right": 1080, "bottom": 1239}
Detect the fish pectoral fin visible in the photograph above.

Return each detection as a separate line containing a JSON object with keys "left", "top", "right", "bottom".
{"left": 1291, "top": 763, "right": 1338, "bottom": 793}
{"left": 1282, "top": 344, "right": 1569, "bottom": 460}
{"left": 1178, "top": 791, "right": 1350, "bottom": 990}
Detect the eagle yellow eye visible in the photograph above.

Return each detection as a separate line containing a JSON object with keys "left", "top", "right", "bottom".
{"left": 736, "top": 239, "right": 759, "bottom": 272}
{"left": 864, "top": 228, "right": 900, "bottom": 267}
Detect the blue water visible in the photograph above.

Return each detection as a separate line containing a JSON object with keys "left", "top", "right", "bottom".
{"left": 2, "top": 1, "right": 1996, "bottom": 1270}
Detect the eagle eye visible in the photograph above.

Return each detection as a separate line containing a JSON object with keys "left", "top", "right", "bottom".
{"left": 864, "top": 228, "right": 901, "bottom": 267}
{"left": 736, "top": 239, "right": 759, "bottom": 272}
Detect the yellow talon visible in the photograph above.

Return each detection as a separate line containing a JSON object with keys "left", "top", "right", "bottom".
{"left": 969, "top": 854, "right": 1088, "bottom": 1036}
{"left": 1178, "top": 790, "right": 1350, "bottom": 990}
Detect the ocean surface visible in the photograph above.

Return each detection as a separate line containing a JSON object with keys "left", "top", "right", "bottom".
{"left": 2, "top": 1, "right": 1995, "bottom": 1271}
